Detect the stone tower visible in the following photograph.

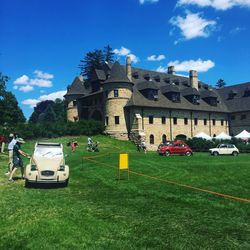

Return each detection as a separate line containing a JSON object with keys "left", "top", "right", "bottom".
{"left": 103, "top": 60, "right": 134, "bottom": 140}
{"left": 64, "top": 76, "right": 86, "bottom": 122}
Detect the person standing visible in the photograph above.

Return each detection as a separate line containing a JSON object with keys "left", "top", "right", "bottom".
{"left": 8, "top": 138, "right": 30, "bottom": 182}
{"left": 5, "top": 134, "right": 17, "bottom": 176}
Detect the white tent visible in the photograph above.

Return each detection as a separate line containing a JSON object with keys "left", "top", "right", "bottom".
{"left": 215, "top": 132, "right": 231, "bottom": 140}
{"left": 194, "top": 132, "right": 212, "bottom": 140}
{"left": 235, "top": 130, "right": 250, "bottom": 139}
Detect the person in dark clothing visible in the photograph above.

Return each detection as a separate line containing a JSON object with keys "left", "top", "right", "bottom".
{"left": 8, "top": 138, "right": 30, "bottom": 182}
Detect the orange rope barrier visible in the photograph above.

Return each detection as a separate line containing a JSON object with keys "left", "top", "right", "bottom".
{"left": 84, "top": 157, "right": 250, "bottom": 204}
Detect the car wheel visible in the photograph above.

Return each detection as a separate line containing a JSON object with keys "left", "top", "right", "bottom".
{"left": 62, "top": 178, "right": 69, "bottom": 187}
{"left": 165, "top": 150, "right": 171, "bottom": 157}
{"left": 185, "top": 151, "right": 192, "bottom": 157}
{"left": 232, "top": 151, "right": 238, "bottom": 156}
{"left": 213, "top": 151, "right": 219, "bottom": 156}
{"left": 25, "top": 180, "right": 31, "bottom": 188}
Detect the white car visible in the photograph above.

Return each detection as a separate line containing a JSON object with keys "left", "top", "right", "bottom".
{"left": 209, "top": 144, "right": 239, "bottom": 156}
{"left": 25, "top": 142, "right": 69, "bottom": 187}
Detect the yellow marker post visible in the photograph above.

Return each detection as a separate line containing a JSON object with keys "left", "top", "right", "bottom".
{"left": 118, "top": 153, "right": 129, "bottom": 180}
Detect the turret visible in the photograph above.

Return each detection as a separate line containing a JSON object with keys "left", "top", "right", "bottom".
{"left": 103, "top": 61, "right": 133, "bottom": 139}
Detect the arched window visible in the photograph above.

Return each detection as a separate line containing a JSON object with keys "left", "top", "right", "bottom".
{"left": 149, "top": 134, "right": 154, "bottom": 144}
{"left": 162, "top": 134, "right": 167, "bottom": 143}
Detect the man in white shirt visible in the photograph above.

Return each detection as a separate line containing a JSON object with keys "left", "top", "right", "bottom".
{"left": 5, "top": 133, "right": 17, "bottom": 175}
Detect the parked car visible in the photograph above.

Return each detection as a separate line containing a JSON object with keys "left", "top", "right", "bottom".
{"left": 209, "top": 144, "right": 239, "bottom": 156}
{"left": 25, "top": 142, "right": 69, "bottom": 187}
{"left": 158, "top": 141, "right": 193, "bottom": 156}
{"left": 157, "top": 141, "right": 171, "bottom": 152}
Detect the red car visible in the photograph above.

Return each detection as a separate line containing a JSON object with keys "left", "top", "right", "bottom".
{"left": 158, "top": 141, "right": 193, "bottom": 156}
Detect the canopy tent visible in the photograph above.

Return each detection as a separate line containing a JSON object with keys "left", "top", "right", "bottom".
{"left": 215, "top": 132, "right": 231, "bottom": 140}
{"left": 194, "top": 132, "right": 212, "bottom": 140}
{"left": 235, "top": 130, "right": 250, "bottom": 139}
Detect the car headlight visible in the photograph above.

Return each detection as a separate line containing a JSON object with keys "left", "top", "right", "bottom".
{"left": 31, "top": 165, "right": 37, "bottom": 171}
{"left": 58, "top": 165, "right": 65, "bottom": 171}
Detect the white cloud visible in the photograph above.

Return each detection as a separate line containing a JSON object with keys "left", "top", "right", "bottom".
{"left": 22, "top": 90, "right": 67, "bottom": 108}
{"left": 128, "top": 54, "right": 139, "bottom": 63}
{"left": 167, "top": 58, "right": 215, "bottom": 72}
{"left": 113, "top": 46, "right": 139, "bottom": 63}
{"left": 177, "top": 0, "right": 250, "bottom": 10}
{"left": 113, "top": 46, "right": 131, "bottom": 56}
{"left": 139, "top": 0, "right": 159, "bottom": 4}
{"left": 13, "top": 70, "right": 54, "bottom": 90}
{"left": 14, "top": 75, "right": 29, "bottom": 85}
{"left": 147, "top": 54, "right": 166, "bottom": 61}
{"left": 34, "top": 70, "right": 54, "bottom": 79}
{"left": 156, "top": 66, "right": 168, "bottom": 73}
{"left": 230, "top": 26, "right": 245, "bottom": 34}
{"left": 170, "top": 11, "right": 216, "bottom": 40}
{"left": 18, "top": 85, "right": 34, "bottom": 92}
{"left": 29, "top": 79, "right": 52, "bottom": 87}
{"left": 13, "top": 85, "right": 19, "bottom": 90}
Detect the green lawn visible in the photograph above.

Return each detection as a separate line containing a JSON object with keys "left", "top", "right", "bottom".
{"left": 0, "top": 135, "right": 249, "bottom": 249}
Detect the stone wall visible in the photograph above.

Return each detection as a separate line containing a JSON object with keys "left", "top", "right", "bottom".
{"left": 67, "top": 101, "right": 78, "bottom": 122}
{"left": 129, "top": 107, "right": 228, "bottom": 147}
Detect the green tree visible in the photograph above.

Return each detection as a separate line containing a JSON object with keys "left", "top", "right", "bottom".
{"left": 38, "top": 104, "right": 56, "bottom": 123}
{"left": 79, "top": 45, "right": 115, "bottom": 77}
{"left": 0, "top": 73, "right": 25, "bottom": 126}
{"left": 216, "top": 79, "right": 226, "bottom": 88}
{"left": 103, "top": 45, "right": 115, "bottom": 63}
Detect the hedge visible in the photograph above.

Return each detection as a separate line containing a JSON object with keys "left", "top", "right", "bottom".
{"left": 0, "top": 120, "right": 104, "bottom": 140}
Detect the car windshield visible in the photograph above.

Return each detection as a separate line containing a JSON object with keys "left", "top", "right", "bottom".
{"left": 34, "top": 145, "right": 63, "bottom": 158}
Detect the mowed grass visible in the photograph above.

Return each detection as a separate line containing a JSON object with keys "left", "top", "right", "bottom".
{"left": 0, "top": 135, "right": 250, "bottom": 249}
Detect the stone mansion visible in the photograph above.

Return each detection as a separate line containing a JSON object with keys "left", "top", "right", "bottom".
{"left": 64, "top": 57, "right": 250, "bottom": 146}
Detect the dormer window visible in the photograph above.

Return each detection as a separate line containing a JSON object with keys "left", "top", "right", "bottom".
{"left": 164, "top": 78, "right": 170, "bottom": 84}
{"left": 228, "top": 90, "right": 237, "bottom": 99}
{"left": 192, "top": 95, "right": 200, "bottom": 104}
{"left": 144, "top": 74, "right": 150, "bottom": 81}
{"left": 243, "top": 87, "right": 250, "bottom": 97}
{"left": 173, "top": 79, "right": 180, "bottom": 86}
{"left": 171, "top": 93, "right": 180, "bottom": 102}
{"left": 154, "top": 75, "right": 161, "bottom": 82}
{"left": 140, "top": 89, "right": 158, "bottom": 100}
{"left": 182, "top": 81, "right": 190, "bottom": 87}
{"left": 132, "top": 71, "right": 139, "bottom": 79}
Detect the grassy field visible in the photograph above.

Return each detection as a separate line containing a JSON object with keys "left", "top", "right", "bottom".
{"left": 0, "top": 135, "right": 250, "bottom": 249}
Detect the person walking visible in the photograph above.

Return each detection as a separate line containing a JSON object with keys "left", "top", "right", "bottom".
{"left": 5, "top": 133, "right": 17, "bottom": 176}
{"left": 8, "top": 138, "right": 30, "bottom": 182}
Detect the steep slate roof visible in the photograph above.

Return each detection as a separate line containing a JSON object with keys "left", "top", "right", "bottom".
{"left": 104, "top": 61, "right": 131, "bottom": 84}
{"left": 90, "top": 69, "right": 106, "bottom": 81}
{"left": 137, "top": 80, "right": 159, "bottom": 90}
{"left": 216, "top": 82, "right": 250, "bottom": 112}
{"left": 161, "top": 85, "right": 180, "bottom": 93}
{"left": 64, "top": 76, "right": 87, "bottom": 96}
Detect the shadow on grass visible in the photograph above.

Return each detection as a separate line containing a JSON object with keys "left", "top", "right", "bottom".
{"left": 25, "top": 182, "right": 68, "bottom": 189}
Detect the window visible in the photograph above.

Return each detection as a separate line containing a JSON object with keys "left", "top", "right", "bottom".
{"left": 241, "top": 114, "right": 246, "bottom": 120}
{"left": 162, "top": 134, "right": 167, "bottom": 143}
{"left": 162, "top": 117, "right": 166, "bottom": 124}
{"left": 194, "top": 118, "right": 198, "bottom": 126}
{"left": 114, "top": 89, "right": 119, "bottom": 97}
{"left": 73, "top": 100, "right": 77, "bottom": 107}
{"left": 221, "top": 120, "right": 224, "bottom": 126}
{"left": 105, "top": 91, "right": 108, "bottom": 98}
{"left": 105, "top": 116, "right": 109, "bottom": 126}
{"left": 150, "top": 134, "right": 154, "bottom": 144}
{"left": 212, "top": 119, "right": 216, "bottom": 126}
{"left": 149, "top": 116, "right": 154, "bottom": 124}
{"left": 115, "top": 116, "right": 119, "bottom": 124}
{"left": 184, "top": 118, "right": 188, "bottom": 125}
{"left": 231, "top": 115, "right": 235, "bottom": 120}
{"left": 204, "top": 119, "right": 207, "bottom": 126}
{"left": 173, "top": 117, "right": 177, "bottom": 125}
{"left": 172, "top": 93, "right": 180, "bottom": 102}
{"left": 192, "top": 95, "right": 200, "bottom": 104}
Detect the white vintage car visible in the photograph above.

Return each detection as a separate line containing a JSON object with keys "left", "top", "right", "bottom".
{"left": 25, "top": 142, "right": 69, "bottom": 187}
{"left": 209, "top": 144, "right": 239, "bottom": 156}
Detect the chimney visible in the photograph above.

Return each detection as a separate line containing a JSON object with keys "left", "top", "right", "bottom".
{"left": 189, "top": 70, "right": 198, "bottom": 90}
{"left": 167, "top": 66, "right": 175, "bottom": 75}
{"left": 126, "top": 56, "right": 132, "bottom": 81}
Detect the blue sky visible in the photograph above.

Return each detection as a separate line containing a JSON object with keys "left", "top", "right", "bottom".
{"left": 1, "top": 0, "right": 250, "bottom": 119}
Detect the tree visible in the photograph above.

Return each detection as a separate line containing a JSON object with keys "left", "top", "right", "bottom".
{"left": 29, "top": 99, "right": 66, "bottom": 123}
{"left": 78, "top": 45, "right": 115, "bottom": 77}
{"left": 0, "top": 73, "right": 25, "bottom": 126}
{"left": 216, "top": 79, "right": 226, "bottom": 88}
{"left": 103, "top": 45, "right": 115, "bottom": 63}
